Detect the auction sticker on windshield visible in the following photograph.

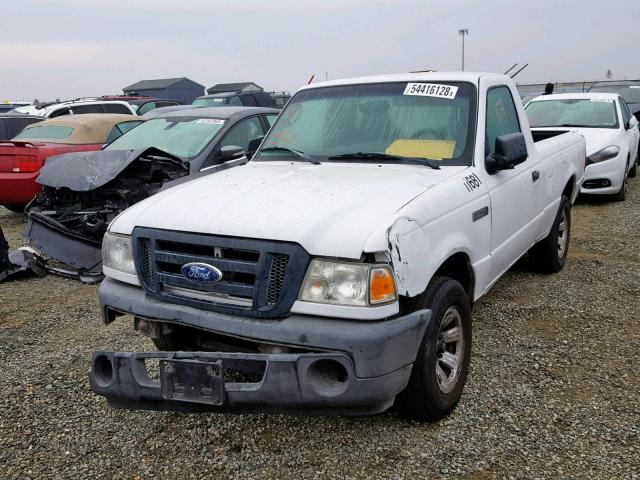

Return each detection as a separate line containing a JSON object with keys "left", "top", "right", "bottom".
{"left": 196, "top": 119, "right": 225, "bottom": 125}
{"left": 404, "top": 83, "right": 458, "bottom": 99}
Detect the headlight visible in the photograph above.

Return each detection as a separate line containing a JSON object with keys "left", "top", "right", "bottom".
{"left": 587, "top": 145, "right": 619, "bottom": 164}
{"left": 299, "top": 259, "right": 397, "bottom": 306}
{"left": 102, "top": 232, "right": 136, "bottom": 275}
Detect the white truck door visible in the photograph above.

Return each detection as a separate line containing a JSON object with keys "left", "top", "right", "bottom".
{"left": 478, "top": 82, "right": 543, "bottom": 284}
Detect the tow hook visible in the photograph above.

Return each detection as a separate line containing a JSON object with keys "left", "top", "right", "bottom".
{"left": 134, "top": 317, "right": 173, "bottom": 338}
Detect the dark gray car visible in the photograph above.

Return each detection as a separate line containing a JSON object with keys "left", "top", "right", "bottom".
{"left": 26, "top": 107, "right": 280, "bottom": 278}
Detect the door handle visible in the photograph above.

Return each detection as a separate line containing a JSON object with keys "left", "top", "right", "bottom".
{"left": 532, "top": 170, "right": 540, "bottom": 182}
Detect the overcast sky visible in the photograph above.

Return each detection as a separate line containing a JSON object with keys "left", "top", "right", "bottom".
{"left": 1, "top": 0, "right": 638, "bottom": 101}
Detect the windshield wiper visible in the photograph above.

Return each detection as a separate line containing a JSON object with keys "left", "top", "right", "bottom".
{"left": 327, "top": 152, "right": 440, "bottom": 169}
{"left": 259, "top": 147, "right": 320, "bottom": 164}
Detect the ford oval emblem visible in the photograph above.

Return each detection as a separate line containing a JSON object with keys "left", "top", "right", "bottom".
{"left": 180, "top": 262, "right": 223, "bottom": 284}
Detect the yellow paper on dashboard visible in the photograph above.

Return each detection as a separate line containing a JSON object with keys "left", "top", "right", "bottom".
{"left": 386, "top": 139, "right": 456, "bottom": 160}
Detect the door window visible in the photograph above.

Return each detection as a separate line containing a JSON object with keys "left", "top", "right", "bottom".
{"left": 486, "top": 86, "right": 521, "bottom": 155}
{"left": 71, "top": 104, "right": 104, "bottom": 114}
{"left": 103, "top": 103, "right": 133, "bottom": 114}
{"left": 619, "top": 98, "right": 631, "bottom": 125}
{"left": 241, "top": 95, "right": 258, "bottom": 107}
{"left": 227, "top": 96, "right": 243, "bottom": 106}
{"left": 105, "top": 121, "right": 143, "bottom": 143}
{"left": 265, "top": 114, "right": 279, "bottom": 128}
{"left": 219, "top": 117, "right": 264, "bottom": 152}
{"left": 137, "top": 102, "right": 157, "bottom": 115}
{"left": 49, "top": 107, "right": 71, "bottom": 118}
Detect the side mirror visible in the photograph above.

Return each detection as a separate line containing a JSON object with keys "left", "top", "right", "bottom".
{"left": 246, "top": 136, "right": 265, "bottom": 160}
{"left": 485, "top": 132, "right": 528, "bottom": 175}
{"left": 219, "top": 145, "right": 245, "bottom": 162}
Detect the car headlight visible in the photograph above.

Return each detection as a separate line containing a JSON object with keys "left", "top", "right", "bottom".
{"left": 587, "top": 145, "right": 619, "bottom": 164}
{"left": 102, "top": 232, "right": 136, "bottom": 275}
{"left": 299, "top": 259, "right": 397, "bottom": 306}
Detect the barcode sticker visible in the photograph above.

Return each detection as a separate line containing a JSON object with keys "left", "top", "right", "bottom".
{"left": 403, "top": 83, "right": 458, "bottom": 99}
{"left": 196, "top": 119, "right": 225, "bottom": 125}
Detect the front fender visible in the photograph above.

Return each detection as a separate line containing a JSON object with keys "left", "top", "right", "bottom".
{"left": 364, "top": 215, "right": 477, "bottom": 298}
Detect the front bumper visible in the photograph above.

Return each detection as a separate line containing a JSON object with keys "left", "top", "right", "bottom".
{"left": 580, "top": 155, "right": 627, "bottom": 195}
{"left": 26, "top": 212, "right": 102, "bottom": 271}
{"left": 91, "top": 278, "right": 431, "bottom": 414}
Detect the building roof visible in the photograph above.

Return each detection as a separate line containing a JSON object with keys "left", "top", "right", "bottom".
{"left": 123, "top": 77, "right": 204, "bottom": 92}
{"left": 206, "top": 82, "right": 262, "bottom": 94}
{"left": 16, "top": 114, "right": 143, "bottom": 144}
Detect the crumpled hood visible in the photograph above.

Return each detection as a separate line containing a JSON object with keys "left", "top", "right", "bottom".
{"left": 110, "top": 161, "right": 466, "bottom": 258}
{"left": 37, "top": 147, "right": 184, "bottom": 191}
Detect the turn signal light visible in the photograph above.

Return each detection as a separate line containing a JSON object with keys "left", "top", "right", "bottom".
{"left": 369, "top": 267, "right": 397, "bottom": 304}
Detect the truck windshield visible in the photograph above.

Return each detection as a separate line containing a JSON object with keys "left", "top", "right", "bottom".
{"left": 105, "top": 116, "right": 225, "bottom": 159}
{"left": 256, "top": 81, "right": 477, "bottom": 165}
{"left": 526, "top": 99, "right": 619, "bottom": 129}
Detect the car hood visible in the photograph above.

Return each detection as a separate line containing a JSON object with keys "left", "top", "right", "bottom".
{"left": 37, "top": 147, "right": 185, "bottom": 191}
{"left": 110, "top": 161, "right": 466, "bottom": 259}
{"left": 533, "top": 127, "right": 618, "bottom": 155}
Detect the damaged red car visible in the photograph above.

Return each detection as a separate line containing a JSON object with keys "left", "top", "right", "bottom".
{"left": 0, "top": 114, "right": 144, "bottom": 211}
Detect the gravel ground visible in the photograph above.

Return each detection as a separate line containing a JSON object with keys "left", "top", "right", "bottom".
{"left": 1, "top": 180, "right": 639, "bottom": 479}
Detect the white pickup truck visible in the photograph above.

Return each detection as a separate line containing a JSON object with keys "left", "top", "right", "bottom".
{"left": 89, "top": 72, "right": 585, "bottom": 420}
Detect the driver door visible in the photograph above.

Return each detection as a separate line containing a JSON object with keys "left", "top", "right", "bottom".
{"left": 480, "top": 82, "right": 542, "bottom": 283}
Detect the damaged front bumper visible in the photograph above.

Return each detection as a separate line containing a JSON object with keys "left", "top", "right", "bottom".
{"left": 90, "top": 350, "right": 414, "bottom": 415}
{"left": 90, "top": 278, "right": 431, "bottom": 415}
{"left": 25, "top": 211, "right": 103, "bottom": 280}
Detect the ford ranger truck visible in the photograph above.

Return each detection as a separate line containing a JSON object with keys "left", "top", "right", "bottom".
{"left": 89, "top": 73, "right": 585, "bottom": 420}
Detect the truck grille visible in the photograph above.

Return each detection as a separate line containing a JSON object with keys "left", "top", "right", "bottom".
{"left": 133, "top": 228, "right": 309, "bottom": 319}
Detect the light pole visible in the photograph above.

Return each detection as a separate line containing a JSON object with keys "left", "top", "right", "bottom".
{"left": 458, "top": 28, "right": 469, "bottom": 71}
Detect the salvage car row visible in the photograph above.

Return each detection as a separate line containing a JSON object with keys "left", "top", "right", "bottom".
{"left": 0, "top": 71, "right": 638, "bottom": 422}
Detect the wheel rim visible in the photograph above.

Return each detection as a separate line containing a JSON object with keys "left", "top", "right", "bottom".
{"left": 435, "top": 306, "right": 464, "bottom": 394}
{"left": 557, "top": 209, "right": 568, "bottom": 258}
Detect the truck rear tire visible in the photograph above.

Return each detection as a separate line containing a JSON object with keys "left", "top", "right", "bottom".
{"left": 398, "top": 276, "right": 472, "bottom": 421}
{"left": 529, "top": 195, "right": 570, "bottom": 273}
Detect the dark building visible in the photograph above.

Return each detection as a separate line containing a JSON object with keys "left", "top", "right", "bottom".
{"left": 206, "top": 82, "right": 263, "bottom": 95}
{"left": 122, "top": 77, "right": 205, "bottom": 104}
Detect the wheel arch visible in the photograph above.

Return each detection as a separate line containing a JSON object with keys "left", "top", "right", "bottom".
{"left": 431, "top": 252, "right": 475, "bottom": 306}
{"left": 563, "top": 175, "right": 576, "bottom": 203}
{"left": 399, "top": 251, "right": 476, "bottom": 314}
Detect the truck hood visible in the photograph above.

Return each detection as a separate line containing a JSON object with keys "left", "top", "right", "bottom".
{"left": 532, "top": 127, "right": 618, "bottom": 156}
{"left": 110, "top": 161, "right": 466, "bottom": 259}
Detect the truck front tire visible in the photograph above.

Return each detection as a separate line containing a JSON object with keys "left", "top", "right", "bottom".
{"left": 398, "top": 276, "right": 472, "bottom": 421}
{"left": 529, "top": 195, "right": 571, "bottom": 273}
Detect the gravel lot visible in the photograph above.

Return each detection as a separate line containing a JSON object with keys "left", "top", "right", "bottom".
{"left": 1, "top": 181, "right": 639, "bottom": 480}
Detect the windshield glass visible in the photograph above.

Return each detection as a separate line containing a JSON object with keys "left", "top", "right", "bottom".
{"left": 105, "top": 116, "right": 225, "bottom": 158}
{"left": 525, "top": 99, "right": 619, "bottom": 128}
{"left": 589, "top": 85, "right": 640, "bottom": 104}
{"left": 257, "top": 81, "right": 477, "bottom": 165}
{"left": 192, "top": 97, "right": 227, "bottom": 107}
{"left": 13, "top": 125, "right": 74, "bottom": 141}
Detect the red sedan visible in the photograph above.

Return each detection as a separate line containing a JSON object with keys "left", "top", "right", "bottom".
{"left": 0, "top": 114, "right": 143, "bottom": 211}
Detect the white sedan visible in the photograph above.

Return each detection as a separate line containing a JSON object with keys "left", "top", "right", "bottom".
{"left": 526, "top": 93, "right": 639, "bottom": 201}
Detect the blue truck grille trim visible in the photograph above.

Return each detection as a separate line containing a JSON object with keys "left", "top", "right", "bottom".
{"left": 132, "top": 228, "right": 310, "bottom": 319}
